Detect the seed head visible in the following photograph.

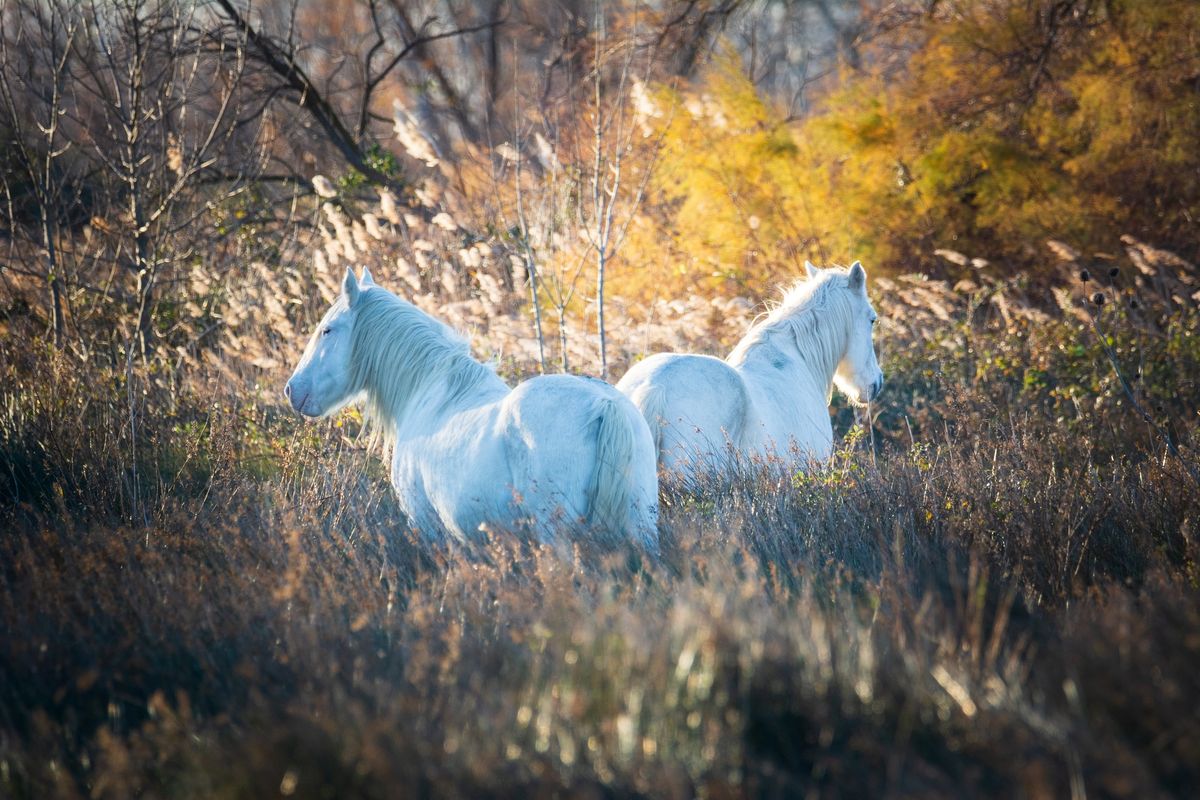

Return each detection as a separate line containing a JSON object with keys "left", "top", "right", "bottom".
{"left": 1109, "top": 267, "right": 1120, "bottom": 278}
{"left": 1129, "top": 298, "right": 1139, "bottom": 310}
{"left": 1078, "top": 269, "right": 1090, "bottom": 282}
{"left": 311, "top": 174, "right": 338, "bottom": 199}
{"left": 1091, "top": 292, "right": 1106, "bottom": 306}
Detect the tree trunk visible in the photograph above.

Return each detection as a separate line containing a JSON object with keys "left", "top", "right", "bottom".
{"left": 596, "top": 245, "right": 607, "bottom": 379}
{"left": 40, "top": 213, "right": 64, "bottom": 347}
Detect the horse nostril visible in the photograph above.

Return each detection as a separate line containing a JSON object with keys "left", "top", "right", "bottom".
{"left": 284, "top": 383, "right": 292, "bottom": 400}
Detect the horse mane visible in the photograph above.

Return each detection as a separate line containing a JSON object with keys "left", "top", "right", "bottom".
{"left": 726, "top": 267, "right": 856, "bottom": 380}
{"left": 347, "top": 287, "right": 500, "bottom": 445}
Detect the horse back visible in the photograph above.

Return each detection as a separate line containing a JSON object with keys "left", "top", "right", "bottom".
{"left": 616, "top": 353, "right": 752, "bottom": 473}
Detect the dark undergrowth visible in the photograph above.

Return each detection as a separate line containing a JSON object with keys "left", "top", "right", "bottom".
{"left": 3, "top": 263, "right": 1200, "bottom": 799}
{"left": 2, "top": 382, "right": 1198, "bottom": 797}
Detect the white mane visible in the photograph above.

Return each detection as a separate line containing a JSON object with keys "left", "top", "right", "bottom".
{"left": 346, "top": 287, "right": 499, "bottom": 444}
{"left": 726, "top": 267, "right": 856, "bottom": 381}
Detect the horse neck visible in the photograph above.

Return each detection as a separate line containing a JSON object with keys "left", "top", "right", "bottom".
{"left": 727, "top": 300, "right": 846, "bottom": 402}
{"left": 355, "top": 296, "right": 508, "bottom": 439}
{"left": 371, "top": 358, "right": 507, "bottom": 432}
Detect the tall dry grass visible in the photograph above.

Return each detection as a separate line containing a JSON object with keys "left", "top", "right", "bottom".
{"left": 2, "top": 235, "right": 1199, "bottom": 798}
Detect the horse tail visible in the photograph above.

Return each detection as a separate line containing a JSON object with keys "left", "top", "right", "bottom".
{"left": 587, "top": 396, "right": 647, "bottom": 536}
{"left": 627, "top": 383, "right": 668, "bottom": 456}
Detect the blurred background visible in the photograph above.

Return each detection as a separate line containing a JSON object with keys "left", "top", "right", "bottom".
{"left": 3, "top": 0, "right": 1196, "bottom": 371}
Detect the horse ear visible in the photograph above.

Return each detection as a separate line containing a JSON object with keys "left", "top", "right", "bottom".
{"left": 343, "top": 267, "right": 361, "bottom": 306}
{"left": 804, "top": 260, "right": 820, "bottom": 280}
{"left": 848, "top": 260, "right": 866, "bottom": 293}
{"left": 360, "top": 265, "right": 375, "bottom": 287}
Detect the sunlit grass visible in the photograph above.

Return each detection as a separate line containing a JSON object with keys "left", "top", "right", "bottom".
{"left": 2, "top": 262, "right": 1198, "bottom": 797}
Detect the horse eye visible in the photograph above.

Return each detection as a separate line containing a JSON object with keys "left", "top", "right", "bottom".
{"left": 322, "top": 327, "right": 333, "bottom": 336}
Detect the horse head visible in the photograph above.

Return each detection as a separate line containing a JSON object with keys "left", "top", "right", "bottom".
{"left": 828, "top": 261, "right": 884, "bottom": 405}
{"left": 284, "top": 267, "right": 370, "bottom": 417}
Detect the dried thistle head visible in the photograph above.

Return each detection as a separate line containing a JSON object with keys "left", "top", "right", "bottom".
{"left": 378, "top": 190, "right": 402, "bottom": 225}
{"left": 393, "top": 99, "right": 440, "bottom": 168}
{"left": 312, "top": 174, "right": 338, "bottom": 199}
{"left": 363, "top": 214, "right": 386, "bottom": 241}
{"left": 431, "top": 212, "right": 458, "bottom": 233}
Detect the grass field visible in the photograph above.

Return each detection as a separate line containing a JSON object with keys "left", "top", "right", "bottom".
{"left": 3, "top": 245, "right": 1199, "bottom": 799}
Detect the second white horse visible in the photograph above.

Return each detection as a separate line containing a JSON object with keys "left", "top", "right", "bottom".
{"left": 617, "top": 261, "right": 884, "bottom": 480}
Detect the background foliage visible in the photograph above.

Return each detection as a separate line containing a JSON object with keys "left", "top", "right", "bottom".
{"left": 622, "top": 0, "right": 1200, "bottom": 301}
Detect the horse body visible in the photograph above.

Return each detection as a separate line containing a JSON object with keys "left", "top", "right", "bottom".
{"left": 388, "top": 374, "right": 657, "bottom": 543}
{"left": 617, "top": 262, "right": 884, "bottom": 479}
{"left": 286, "top": 268, "right": 658, "bottom": 549}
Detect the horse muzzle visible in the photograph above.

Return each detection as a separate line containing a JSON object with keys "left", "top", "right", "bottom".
{"left": 869, "top": 374, "right": 885, "bottom": 402}
{"left": 283, "top": 379, "right": 311, "bottom": 415}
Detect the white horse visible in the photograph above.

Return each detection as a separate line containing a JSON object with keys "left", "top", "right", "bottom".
{"left": 616, "top": 261, "right": 884, "bottom": 480}
{"left": 285, "top": 267, "right": 659, "bottom": 549}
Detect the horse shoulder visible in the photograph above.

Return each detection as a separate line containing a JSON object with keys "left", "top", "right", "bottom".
{"left": 390, "top": 403, "right": 513, "bottom": 541}
{"left": 387, "top": 445, "right": 449, "bottom": 539}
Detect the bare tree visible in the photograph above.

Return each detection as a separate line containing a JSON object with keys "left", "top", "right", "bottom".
{"left": 509, "top": 124, "right": 587, "bottom": 373}
{"left": 583, "top": 3, "right": 659, "bottom": 378}
{"left": 511, "top": 91, "right": 549, "bottom": 372}
{"left": 0, "top": 2, "right": 80, "bottom": 347}
{"left": 68, "top": 0, "right": 264, "bottom": 355}
{"left": 211, "top": 0, "right": 505, "bottom": 195}
{"left": 656, "top": 0, "right": 748, "bottom": 76}
{"left": 490, "top": 4, "right": 664, "bottom": 376}
{"left": 0, "top": 0, "right": 272, "bottom": 357}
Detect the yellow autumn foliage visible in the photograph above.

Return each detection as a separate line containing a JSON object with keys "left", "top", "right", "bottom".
{"left": 613, "top": 0, "right": 1200, "bottom": 303}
